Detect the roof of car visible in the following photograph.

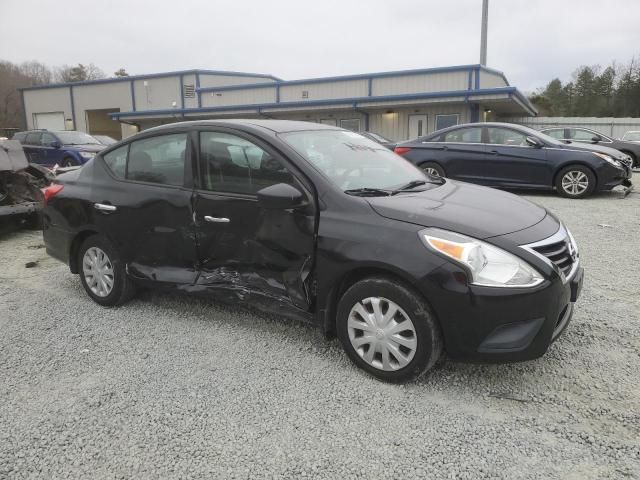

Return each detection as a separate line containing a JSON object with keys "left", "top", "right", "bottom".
{"left": 143, "top": 119, "right": 341, "bottom": 134}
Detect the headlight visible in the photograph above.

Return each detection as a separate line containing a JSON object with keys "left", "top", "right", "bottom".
{"left": 79, "top": 151, "right": 96, "bottom": 159}
{"left": 592, "top": 152, "right": 621, "bottom": 167}
{"left": 419, "top": 228, "right": 543, "bottom": 288}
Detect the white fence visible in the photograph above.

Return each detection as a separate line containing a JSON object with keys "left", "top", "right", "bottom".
{"left": 504, "top": 117, "right": 640, "bottom": 140}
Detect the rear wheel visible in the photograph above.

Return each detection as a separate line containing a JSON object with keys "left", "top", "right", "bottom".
{"left": 337, "top": 276, "right": 443, "bottom": 383}
{"left": 420, "top": 162, "right": 445, "bottom": 178}
{"left": 78, "top": 235, "right": 136, "bottom": 306}
{"left": 555, "top": 165, "right": 596, "bottom": 198}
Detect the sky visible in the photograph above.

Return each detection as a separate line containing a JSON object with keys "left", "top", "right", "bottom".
{"left": 1, "top": 0, "right": 639, "bottom": 93}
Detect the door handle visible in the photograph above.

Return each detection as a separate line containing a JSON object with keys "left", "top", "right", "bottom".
{"left": 204, "top": 216, "right": 230, "bottom": 223}
{"left": 94, "top": 203, "right": 117, "bottom": 212}
{"left": 489, "top": 150, "right": 499, "bottom": 155}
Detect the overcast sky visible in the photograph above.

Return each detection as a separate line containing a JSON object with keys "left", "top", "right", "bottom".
{"left": 1, "top": 0, "right": 639, "bottom": 92}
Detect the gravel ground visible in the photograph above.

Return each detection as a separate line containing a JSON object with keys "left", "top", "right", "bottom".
{"left": 1, "top": 189, "right": 639, "bottom": 479}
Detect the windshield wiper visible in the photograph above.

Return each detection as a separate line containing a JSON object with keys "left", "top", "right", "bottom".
{"left": 344, "top": 187, "right": 392, "bottom": 197}
{"left": 390, "top": 179, "right": 442, "bottom": 195}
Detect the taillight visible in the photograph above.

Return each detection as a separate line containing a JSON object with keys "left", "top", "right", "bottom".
{"left": 394, "top": 146, "right": 412, "bottom": 155}
{"left": 43, "top": 184, "right": 64, "bottom": 205}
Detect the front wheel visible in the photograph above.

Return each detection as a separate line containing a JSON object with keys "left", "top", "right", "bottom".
{"left": 78, "top": 235, "right": 136, "bottom": 306}
{"left": 337, "top": 276, "right": 443, "bottom": 383}
{"left": 62, "top": 156, "right": 76, "bottom": 167}
{"left": 555, "top": 165, "right": 596, "bottom": 198}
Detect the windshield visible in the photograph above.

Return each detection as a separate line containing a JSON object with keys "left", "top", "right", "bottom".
{"left": 622, "top": 131, "right": 640, "bottom": 141}
{"left": 54, "top": 131, "right": 101, "bottom": 145}
{"left": 280, "top": 130, "right": 432, "bottom": 192}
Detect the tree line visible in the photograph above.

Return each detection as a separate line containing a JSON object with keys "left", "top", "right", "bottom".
{"left": 529, "top": 56, "right": 640, "bottom": 117}
{"left": 0, "top": 60, "right": 128, "bottom": 129}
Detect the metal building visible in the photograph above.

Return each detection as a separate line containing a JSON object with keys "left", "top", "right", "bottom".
{"left": 20, "top": 64, "right": 536, "bottom": 141}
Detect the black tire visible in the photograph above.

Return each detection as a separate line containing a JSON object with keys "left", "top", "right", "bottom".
{"left": 420, "top": 161, "right": 445, "bottom": 178}
{"left": 555, "top": 165, "right": 596, "bottom": 198}
{"left": 77, "top": 234, "right": 136, "bottom": 306}
{"left": 62, "top": 156, "right": 76, "bottom": 167}
{"left": 336, "top": 276, "right": 443, "bottom": 383}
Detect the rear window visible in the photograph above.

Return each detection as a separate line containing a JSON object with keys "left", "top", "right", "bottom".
{"left": 13, "top": 132, "right": 27, "bottom": 143}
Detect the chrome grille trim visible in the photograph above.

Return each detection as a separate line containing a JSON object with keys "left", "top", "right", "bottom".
{"left": 520, "top": 224, "right": 579, "bottom": 284}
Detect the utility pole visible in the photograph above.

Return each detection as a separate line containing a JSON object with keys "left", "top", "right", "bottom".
{"left": 480, "top": 0, "right": 488, "bottom": 65}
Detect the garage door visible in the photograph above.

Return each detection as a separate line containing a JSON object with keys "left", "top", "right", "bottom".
{"left": 33, "top": 112, "right": 65, "bottom": 131}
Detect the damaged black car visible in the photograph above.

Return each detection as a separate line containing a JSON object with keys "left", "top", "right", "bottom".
{"left": 42, "top": 120, "right": 583, "bottom": 382}
{"left": 0, "top": 139, "right": 54, "bottom": 232}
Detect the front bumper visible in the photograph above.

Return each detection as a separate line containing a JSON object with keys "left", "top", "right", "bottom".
{"left": 418, "top": 259, "right": 583, "bottom": 364}
{"left": 599, "top": 162, "right": 632, "bottom": 190}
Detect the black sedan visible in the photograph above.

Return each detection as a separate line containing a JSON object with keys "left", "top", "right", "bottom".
{"left": 541, "top": 126, "right": 640, "bottom": 168}
{"left": 395, "top": 122, "right": 632, "bottom": 198}
{"left": 42, "top": 120, "right": 582, "bottom": 382}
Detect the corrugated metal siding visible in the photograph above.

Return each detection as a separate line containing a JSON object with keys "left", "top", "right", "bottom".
{"left": 133, "top": 76, "right": 181, "bottom": 110}
{"left": 369, "top": 104, "right": 471, "bottom": 141}
{"left": 23, "top": 88, "right": 72, "bottom": 129}
{"left": 479, "top": 71, "right": 507, "bottom": 89}
{"left": 372, "top": 71, "right": 468, "bottom": 96}
{"left": 198, "top": 74, "right": 277, "bottom": 88}
{"left": 279, "top": 80, "right": 368, "bottom": 102}
{"left": 201, "top": 87, "right": 277, "bottom": 107}
{"left": 72, "top": 82, "right": 133, "bottom": 132}
{"left": 506, "top": 116, "right": 640, "bottom": 139}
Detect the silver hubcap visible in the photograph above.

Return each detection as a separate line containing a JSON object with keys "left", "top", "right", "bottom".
{"left": 561, "top": 171, "right": 589, "bottom": 195}
{"left": 347, "top": 297, "right": 417, "bottom": 371}
{"left": 82, "top": 247, "right": 114, "bottom": 297}
{"left": 424, "top": 167, "right": 441, "bottom": 177}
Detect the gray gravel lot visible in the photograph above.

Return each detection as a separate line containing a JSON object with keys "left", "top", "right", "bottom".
{"left": 1, "top": 189, "right": 639, "bottom": 479}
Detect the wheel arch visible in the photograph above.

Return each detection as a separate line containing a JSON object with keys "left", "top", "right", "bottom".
{"left": 69, "top": 229, "right": 99, "bottom": 273}
{"left": 321, "top": 264, "right": 438, "bottom": 339}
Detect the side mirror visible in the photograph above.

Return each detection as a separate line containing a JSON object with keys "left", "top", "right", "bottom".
{"left": 257, "top": 183, "right": 306, "bottom": 209}
{"left": 591, "top": 136, "right": 601, "bottom": 143}
{"left": 525, "top": 136, "right": 543, "bottom": 148}
{"left": 50, "top": 141, "right": 62, "bottom": 149}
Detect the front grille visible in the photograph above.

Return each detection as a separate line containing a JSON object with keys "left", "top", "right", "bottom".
{"left": 522, "top": 225, "right": 578, "bottom": 280}
{"left": 531, "top": 239, "right": 574, "bottom": 276}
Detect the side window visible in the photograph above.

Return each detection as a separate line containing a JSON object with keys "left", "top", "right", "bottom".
{"left": 41, "top": 133, "right": 58, "bottom": 146}
{"left": 103, "top": 145, "right": 128, "bottom": 178}
{"left": 544, "top": 129, "right": 565, "bottom": 140}
{"left": 25, "top": 132, "right": 42, "bottom": 145}
{"left": 199, "top": 132, "right": 294, "bottom": 194}
{"left": 127, "top": 134, "right": 187, "bottom": 186}
{"left": 570, "top": 129, "right": 599, "bottom": 141}
{"left": 443, "top": 127, "right": 482, "bottom": 143}
{"left": 487, "top": 128, "right": 528, "bottom": 146}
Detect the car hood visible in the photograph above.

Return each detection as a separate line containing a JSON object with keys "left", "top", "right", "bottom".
{"left": 365, "top": 180, "right": 547, "bottom": 239}
{"left": 556, "top": 141, "right": 627, "bottom": 160}
{"left": 64, "top": 144, "right": 104, "bottom": 153}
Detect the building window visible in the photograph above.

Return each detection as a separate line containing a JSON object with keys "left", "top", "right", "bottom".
{"left": 183, "top": 84, "right": 195, "bottom": 98}
{"left": 340, "top": 119, "right": 360, "bottom": 132}
{"left": 301, "top": 90, "right": 309, "bottom": 99}
{"left": 435, "top": 114, "right": 460, "bottom": 131}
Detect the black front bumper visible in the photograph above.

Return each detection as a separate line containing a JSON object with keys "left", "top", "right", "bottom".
{"left": 419, "top": 263, "right": 583, "bottom": 363}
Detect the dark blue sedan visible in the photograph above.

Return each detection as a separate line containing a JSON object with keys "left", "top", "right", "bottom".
{"left": 13, "top": 130, "right": 105, "bottom": 168}
{"left": 394, "top": 122, "right": 633, "bottom": 198}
